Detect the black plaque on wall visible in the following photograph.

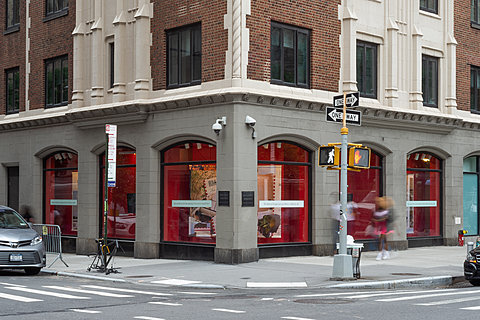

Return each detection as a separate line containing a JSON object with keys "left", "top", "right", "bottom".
{"left": 218, "top": 191, "right": 230, "bottom": 207}
{"left": 242, "top": 191, "right": 255, "bottom": 207}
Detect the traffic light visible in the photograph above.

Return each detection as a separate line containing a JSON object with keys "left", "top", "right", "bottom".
{"left": 318, "top": 145, "right": 340, "bottom": 166}
{"left": 348, "top": 146, "right": 371, "bottom": 169}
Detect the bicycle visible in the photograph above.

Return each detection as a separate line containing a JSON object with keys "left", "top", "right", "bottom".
{"left": 87, "top": 238, "right": 122, "bottom": 274}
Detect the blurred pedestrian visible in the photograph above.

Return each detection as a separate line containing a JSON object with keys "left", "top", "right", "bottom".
{"left": 20, "top": 205, "right": 34, "bottom": 223}
{"left": 372, "top": 196, "right": 394, "bottom": 260}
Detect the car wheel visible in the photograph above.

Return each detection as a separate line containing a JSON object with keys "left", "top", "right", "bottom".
{"left": 24, "top": 267, "right": 41, "bottom": 275}
{"left": 469, "top": 279, "right": 480, "bottom": 286}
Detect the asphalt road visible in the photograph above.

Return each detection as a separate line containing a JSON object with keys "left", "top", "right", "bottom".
{"left": 0, "top": 270, "right": 479, "bottom": 319}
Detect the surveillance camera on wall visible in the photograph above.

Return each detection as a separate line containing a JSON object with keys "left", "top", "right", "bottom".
{"left": 245, "top": 115, "right": 256, "bottom": 127}
{"left": 212, "top": 116, "right": 226, "bottom": 135}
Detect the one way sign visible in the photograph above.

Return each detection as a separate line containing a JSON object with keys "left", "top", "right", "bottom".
{"left": 326, "top": 107, "right": 362, "bottom": 126}
{"left": 333, "top": 92, "right": 360, "bottom": 108}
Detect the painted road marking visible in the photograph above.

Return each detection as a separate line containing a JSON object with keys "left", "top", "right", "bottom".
{"left": 177, "top": 291, "right": 218, "bottom": 295}
{"left": 376, "top": 289, "right": 480, "bottom": 302}
{"left": 0, "top": 282, "right": 26, "bottom": 287}
{"left": 0, "top": 292, "right": 42, "bottom": 302}
{"left": 151, "top": 279, "right": 202, "bottom": 286}
{"left": 44, "top": 286, "right": 133, "bottom": 298}
{"left": 295, "top": 291, "right": 384, "bottom": 298}
{"left": 6, "top": 287, "right": 90, "bottom": 299}
{"left": 134, "top": 317, "right": 166, "bottom": 320}
{"left": 82, "top": 285, "right": 173, "bottom": 296}
{"left": 345, "top": 289, "right": 455, "bottom": 299}
{"left": 416, "top": 295, "right": 480, "bottom": 306}
{"left": 461, "top": 306, "right": 480, "bottom": 310}
{"left": 70, "top": 309, "right": 101, "bottom": 314}
{"left": 212, "top": 308, "right": 246, "bottom": 314}
{"left": 149, "top": 302, "right": 183, "bottom": 306}
{"left": 281, "top": 317, "right": 316, "bottom": 320}
{"left": 247, "top": 282, "right": 307, "bottom": 288}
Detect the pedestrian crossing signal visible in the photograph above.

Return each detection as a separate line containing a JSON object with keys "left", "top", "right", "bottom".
{"left": 348, "top": 146, "right": 371, "bottom": 169}
{"left": 318, "top": 146, "right": 340, "bottom": 166}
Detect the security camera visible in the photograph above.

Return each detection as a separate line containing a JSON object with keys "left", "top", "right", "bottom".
{"left": 212, "top": 122, "right": 222, "bottom": 135}
{"left": 245, "top": 115, "right": 256, "bottom": 127}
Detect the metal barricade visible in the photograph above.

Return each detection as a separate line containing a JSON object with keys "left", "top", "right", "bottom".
{"left": 32, "top": 224, "right": 68, "bottom": 268}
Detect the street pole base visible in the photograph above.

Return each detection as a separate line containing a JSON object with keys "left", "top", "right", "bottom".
{"left": 332, "top": 254, "right": 354, "bottom": 280}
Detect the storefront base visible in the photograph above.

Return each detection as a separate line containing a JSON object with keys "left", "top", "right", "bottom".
{"left": 134, "top": 242, "right": 160, "bottom": 259}
{"left": 408, "top": 237, "right": 444, "bottom": 248}
{"left": 214, "top": 248, "right": 259, "bottom": 264}
{"left": 260, "top": 244, "right": 312, "bottom": 259}
{"left": 160, "top": 242, "right": 215, "bottom": 261}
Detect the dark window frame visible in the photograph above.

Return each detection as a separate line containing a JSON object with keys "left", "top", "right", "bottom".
{"left": 356, "top": 41, "right": 378, "bottom": 99}
{"left": 464, "top": 156, "right": 480, "bottom": 236}
{"left": 45, "top": 0, "right": 68, "bottom": 20}
{"left": 471, "top": 66, "right": 480, "bottom": 114}
{"left": 422, "top": 55, "right": 438, "bottom": 108}
{"left": 109, "top": 43, "right": 115, "bottom": 89}
{"left": 473, "top": 0, "right": 480, "bottom": 25}
{"left": 420, "top": 0, "right": 438, "bottom": 14}
{"left": 6, "top": 0, "right": 20, "bottom": 31}
{"left": 45, "top": 55, "right": 68, "bottom": 108}
{"left": 270, "top": 21, "right": 310, "bottom": 88}
{"left": 166, "top": 23, "right": 202, "bottom": 89}
{"left": 5, "top": 67, "right": 20, "bottom": 114}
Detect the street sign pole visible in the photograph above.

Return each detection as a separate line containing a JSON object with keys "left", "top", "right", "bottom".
{"left": 332, "top": 92, "right": 354, "bottom": 279}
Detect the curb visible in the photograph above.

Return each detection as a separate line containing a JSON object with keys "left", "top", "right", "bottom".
{"left": 326, "top": 275, "right": 460, "bottom": 289}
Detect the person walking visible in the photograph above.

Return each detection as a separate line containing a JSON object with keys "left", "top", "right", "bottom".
{"left": 372, "top": 196, "right": 393, "bottom": 260}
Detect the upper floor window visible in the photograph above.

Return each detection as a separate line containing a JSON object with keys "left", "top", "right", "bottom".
{"left": 473, "top": 0, "right": 480, "bottom": 25}
{"left": 109, "top": 43, "right": 115, "bottom": 89}
{"left": 271, "top": 22, "right": 310, "bottom": 88}
{"left": 6, "top": 0, "right": 19, "bottom": 30}
{"left": 167, "top": 23, "right": 201, "bottom": 88}
{"left": 356, "top": 41, "right": 377, "bottom": 99}
{"left": 45, "top": 55, "right": 68, "bottom": 108}
{"left": 422, "top": 55, "right": 438, "bottom": 108}
{"left": 6, "top": 67, "right": 19, "bottom": 114}
{"left": 420, "top": 0, "right": 438, "bottom": 14}
{"left": 46, "top": 0, "right": 68, "bottom": 17}
{"left": 471, "top": 66, "right": 480, "bottom": 113}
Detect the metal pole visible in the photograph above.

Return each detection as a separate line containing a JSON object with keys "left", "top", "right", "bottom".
{"left": 104, "top": 132, "right": 109, "bottom": 269}
{"left": 332, "top": 92, "right": 354, "bottom": 279}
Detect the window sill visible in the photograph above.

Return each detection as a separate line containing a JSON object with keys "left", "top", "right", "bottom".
{"left": 423, "top": 103, "right": 438, "bottom": 108}
{"left": 3, "top": 25, "right": 20, "bottom": 35}
{"left": 472, "top": 22, "right": 480, "bottom": 30}
{"left": 419, "top": 9, "right": 441, "bottom": 20}
{"left": 45, "top": 102, "right": 68, "bottom": 109}
{"left": 43, "top": 8, "right": 69, "bottom": 22}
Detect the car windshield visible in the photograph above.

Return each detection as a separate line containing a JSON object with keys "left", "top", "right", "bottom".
{"left": 0, "top": 209, "right": 29, "bottom": 229}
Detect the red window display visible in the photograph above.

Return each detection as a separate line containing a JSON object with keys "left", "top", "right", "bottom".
{"left": 257, "top": 142, "right": 310, "bottom": 244}
{"left": 101, "top": 147, "right": 136, "bottom": 240}
{"left": 343, "top": 152, "right": 383, "bottom": 240}
{"left": 44, "top": 152, "right": 78, "bottom": 236}
{"left": 406, "top": 152, "right": 441, "bottom": 237}
{"left": 162, "top": 142, "right": 216, "bottom": 244}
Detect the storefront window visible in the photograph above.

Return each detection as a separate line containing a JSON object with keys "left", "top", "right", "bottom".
{"left": 162, "top": 142, "right": 216, "bottom": 244}
{"left": 101, "top": 147, "right": 136, "bottom": 240}
{"left": 464, "top": 157, "right": 479, "bottom": 236}
{"left": 345, "top": 152, "right": 383, "bottom": 240}
{"left": 44, "top": 151, "right": 78, "bottom": 236}
{"left": 257, "top": 142, "right": 310, "bottom": 244}
{"left": 406, "top": 152, "right": 442, "bottom": 237}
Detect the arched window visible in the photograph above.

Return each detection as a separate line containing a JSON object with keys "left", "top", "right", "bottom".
{"left": 100, "top": 147, "right": 136, "bottom": 240}
{"left": 345, "top": 151, "right": 383, "bottom": 240}
{"left": 44, "top": 151, "right": 78, "bottom": 236}
{"left": 464, "top": 156, "right": 479, "bottom": 236}
{"left": 161, "top": 142, "right": 216, "bottom": 244}
{"left": 257, "top": 142, "right": 311, "bottom": 244}
{"left": 406, "top": 152, "right": 442, "bottom": 237}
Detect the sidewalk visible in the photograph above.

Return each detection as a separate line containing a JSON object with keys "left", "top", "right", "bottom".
{"left": 41, "top": 246, "right": 468, "bottom": 290}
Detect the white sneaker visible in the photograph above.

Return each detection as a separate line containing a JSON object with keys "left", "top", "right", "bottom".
{"left": 376, "top": 252, "right": 383, "bottom": 261}
{"left": 382, "top": 250, "right": 390, "bottom": 260}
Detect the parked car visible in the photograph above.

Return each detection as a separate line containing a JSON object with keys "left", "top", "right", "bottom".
{"left": 0, "top": 206, "right": 46, "bottom": 275}
{"left": 464, "top": 246, "right": 480, "bottom": 286}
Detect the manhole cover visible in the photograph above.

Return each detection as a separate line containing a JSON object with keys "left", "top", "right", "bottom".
{"left": 294, "top": 298, "right": 352, "bottom": 305}
{"left": 390, "top": 273, "right": 421, "bottom": 276}
{"left": 125, "top": 275, "right": 154, "bottom": 278}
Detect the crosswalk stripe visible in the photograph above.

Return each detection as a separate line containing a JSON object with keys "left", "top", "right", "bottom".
{"left": 295, "top": 291, "right": 381, "bottom": 298}
{"left": 346, "top": 289, "right": 456, "bottom": 299}
{"left": 416, "top": 295, "right": 480, "bottom": 306}
{"left": 134, "top": 317, "right": 166, "bottom": 320}
{"left": 82, "top": 285, "right": 172, "bottom": 296}
{"left": 70, "top": 309, "right": 102, "bottom": 314}
{"left": 177, "top": 291, "right": 218, "bottom": 295}
{"left": 44, "top": 286, "right": 134, "bottom": 298}
{"left": 149, "top": 302, "right": 182, "bottom": 306}
{"left": 212, "top": 308, "right": 246, "bottom": 314}
{"left": 376, "top": 289, "right": 480, "bottom": 302}
{"left": 6, "top": 287, "right": 90, "bottom": 300}
{"left": 0, "top": 282, "right": 26, "bottom": 287}
{"left": 0, "top": 292, "right": 42, "bottom": 302}
{"left": 460, "top": 306, "right": 480, "bottom": 310}
{"left": 281, "top": 317, "right": 316, "bottom": 320}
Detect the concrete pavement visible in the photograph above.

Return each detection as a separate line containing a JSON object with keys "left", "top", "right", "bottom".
{"left": 41, "top": 245, "right": 468, "bottom": 290}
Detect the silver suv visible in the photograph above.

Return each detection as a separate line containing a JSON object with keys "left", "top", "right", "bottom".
{"left": 0, "top": 206, "right": 46, "bottom": 275}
